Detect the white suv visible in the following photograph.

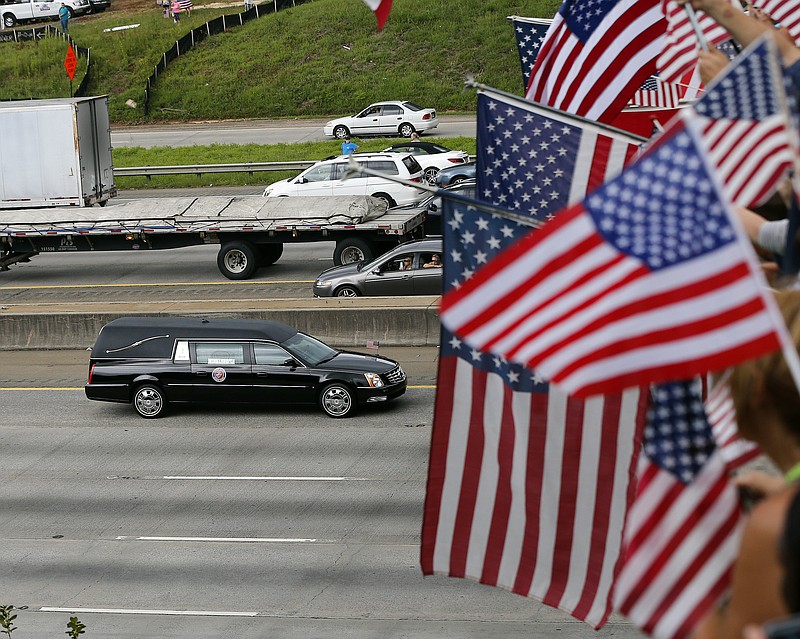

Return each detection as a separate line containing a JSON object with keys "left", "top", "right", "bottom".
{"left": 2, "top": 0, "right": 91, "bottom": 28}
{"left": 263, "top": 152, "right": 426, "bottom": 208}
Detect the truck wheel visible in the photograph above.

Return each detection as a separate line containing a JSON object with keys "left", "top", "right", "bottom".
{"left": 334, "top": 238, "right": 373, "bottom": 266}
{"left": 3, "top": 13, "right": 16, "bottom": 27}
{"left": 319, "top": 383, "right": 356, "bottom": 418}
{"left": 217, "top": 241, "right": 259, "bottom": 280}
{"left": 258, "top": 243, "right": 283, "bottom": 267}
{"left": 133, "top": 384, "right": 167, "bottom": 419}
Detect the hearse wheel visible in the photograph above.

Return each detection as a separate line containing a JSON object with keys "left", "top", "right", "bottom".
{"left": 133, "top": 384, "right": 168, "bottom": 419}
{"left": 217, "top": 241, "right": 259, "bottom": 280}
{"left": 319, "top": 383, "right": 356, "bottom": 418}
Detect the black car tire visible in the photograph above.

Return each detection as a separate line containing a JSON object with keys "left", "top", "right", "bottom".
{"left": 319, "top": 383, "right": 356, "bottom": 418}
{"left": 67, "top": 6, "right": 75, "bottom": 17}
{"left": 399, "top": 123, "right": 415, "bottom": 138}
{"left": 257, "top": 243, "right": 283, "bottom": 268}
{"left": 370, "top": 192, "right": 396, "bottom": 208}
{"left": 3, "top": 13, "right": 16, "bottom": 27}
{"left": 334, "top": 285, "right": 360, "bottom": 298}
{"left": 334, "top": 237, "right": 373, "bottom": 265}
{"left": 133, "top": 384, "right": 167, "bottom": 419}
{"left": 333, "top": 125, "right": 350, "bottom": 139}
{"left": 217, "top": 241, "right": 259, "bottom": 280}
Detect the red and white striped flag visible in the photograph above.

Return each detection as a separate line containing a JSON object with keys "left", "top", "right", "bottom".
{"left": 526, "top": 0, "right": 666, "bottom": 123}
{"left": 439, "top": 119, "right": 785, "bottom": 398}
{"left": 657, "top": 0, "right": 743, "bottom": 83}
{"left": 361, "top": 0, "right": 392, "bottom": 30}
{"left": 693, "top": 36, "right": 796, "bottom": 208}
{"left": 421, "top": 195, "right": 649, "bottom": 629}
{"left": 751, "top": 0, "right": 800, "bottom": 44}
{"left": 613, "top": 377, "right": 762, "bottom": 639}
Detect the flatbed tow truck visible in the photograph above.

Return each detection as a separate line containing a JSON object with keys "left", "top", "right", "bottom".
{"left": 0, "top": 194, "right": 427, "bottom": 279}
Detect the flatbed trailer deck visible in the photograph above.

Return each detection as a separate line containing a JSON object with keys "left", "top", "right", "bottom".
{"left": 0, "top": 195, "right": 427, "bottom": 279}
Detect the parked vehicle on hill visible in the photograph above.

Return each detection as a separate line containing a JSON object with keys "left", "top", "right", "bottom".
{"left": 380, "top": 141, "right": 469, "bottom": 184}
{"left": 1, "top": 0, "right": 90, "bottom": 28}
{"left": 85, "top": 317, "right": 407, "bottom": 419}
{"left": 263, "top": 152, "right": 427, "bottom": 208}
{"left": 314, "top": 238, "right": 442, "bottom": 298}
{"left": 323, "top": 101, "right": 439, "bottom": 139}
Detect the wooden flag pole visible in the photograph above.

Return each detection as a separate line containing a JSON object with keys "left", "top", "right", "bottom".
{"left": 684, "top": 5, "right": 710, "bottom": 51}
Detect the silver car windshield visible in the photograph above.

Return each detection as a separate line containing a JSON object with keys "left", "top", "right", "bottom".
{"left": 281, "top": 332, "right": 338, "bottom": 366}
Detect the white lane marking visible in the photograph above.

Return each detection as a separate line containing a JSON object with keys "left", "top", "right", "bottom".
{"left": 107, "top": 475, "right": 368, "bottom": 481}
{"left": 115, "top": 536, "right": 321, "bottom": 543}
{"left": 40, "top": 607, "right": 259, "bottom": 617}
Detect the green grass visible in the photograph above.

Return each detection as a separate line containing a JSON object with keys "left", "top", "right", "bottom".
{"left": 0, "top": 0, "right": 560, "bottom": 124}
{"left": 113, "top": 135, "right": 477, "bottom": 188}
{"left": 0, "top": 34, "right": 88, "bottom": 98}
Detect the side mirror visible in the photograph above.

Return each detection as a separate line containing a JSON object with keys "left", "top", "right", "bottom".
{"left": 371, "top": 269, "right": 382, "bottom": 275}
{"left": 283, "top": 358, "right": 298, "bottom": 367}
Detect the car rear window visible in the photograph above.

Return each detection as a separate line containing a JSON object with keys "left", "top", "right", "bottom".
{"left": 402, "top": 156, "right": 423, "bottom": 174}
{"left": 402, "top": 102, "right": 424, "bottom": 111}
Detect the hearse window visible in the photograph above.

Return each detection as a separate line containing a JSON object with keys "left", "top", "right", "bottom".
{"left": 254, "top": 343, "right": 291, "bottom": 366}
{"left": 195, "top": 342, "right": 246, "bottom": 365}
{"left": 174, "top": 340, "right": 190, "bottom": 362}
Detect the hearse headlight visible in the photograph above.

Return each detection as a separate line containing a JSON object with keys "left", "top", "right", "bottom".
{"left": 316, "top": 279, "right": 332, "bottom": 287}
{"left": 364, "top": 372, "right": 384, "bottom": 388}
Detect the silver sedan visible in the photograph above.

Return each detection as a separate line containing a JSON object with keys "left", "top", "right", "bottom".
{"left": 313, "top": 238, "right": 443, "bottom": 297}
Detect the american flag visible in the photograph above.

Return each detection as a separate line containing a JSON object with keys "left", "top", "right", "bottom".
{"left": 525, "top": 0, "right": 666, "bottom": 123}
{"left": 629, "top": 74, "right": 685, "bottom": 109}
{"left": 476, "top": 89, "right": 645, "bottom": 221}
{"left": 658, "top": 0, "right": 743, "bottom": 83}
{"left": 420, "top": 195, "right": 648, "bottom": 629}
{"left": 750, "top": 0, "right": 800, "bottom": 45}
{"left": 614, "top": 377, "right": 760, "bottom": 639}
{"left": 693, "top": 36, "right": 796, "bottom": 208}
{"left": 361, "top": 0, "right": 392, "bottom": 30}
{"left": 510, "top": 16, "right": 551, "bottom": 92}
{"left": 439, "top": 119, "right": 784, "bottom": 398}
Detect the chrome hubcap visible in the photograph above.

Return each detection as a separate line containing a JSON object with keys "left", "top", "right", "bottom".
{"left": 135, "top": 388, "right": 162, "bottom": 416}
{"left": 323, "top": 387, "right": 351, "bottom": 416}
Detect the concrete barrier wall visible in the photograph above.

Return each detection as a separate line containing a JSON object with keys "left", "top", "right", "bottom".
{"left": 1, "top": 302, "right": 442, "bottom": 350}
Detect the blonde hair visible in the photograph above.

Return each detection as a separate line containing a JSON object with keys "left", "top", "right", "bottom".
{"left": 729, "top": 289, "right": 800, "bottom": 442}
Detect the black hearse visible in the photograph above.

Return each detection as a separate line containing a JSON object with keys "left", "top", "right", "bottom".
{"left": 85, "top": 317, "right": 407, "bottom": 419}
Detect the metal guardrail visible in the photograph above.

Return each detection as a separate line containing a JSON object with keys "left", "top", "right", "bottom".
{"left": 113, "top": 160, "right": 314, "bottom": 178}
{"left": 114, "top": 156, "right": 477, "bottom": 179}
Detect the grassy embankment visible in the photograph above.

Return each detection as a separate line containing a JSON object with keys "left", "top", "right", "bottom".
{"left": 0, "top": 0, "right": 559, "bottom": 188}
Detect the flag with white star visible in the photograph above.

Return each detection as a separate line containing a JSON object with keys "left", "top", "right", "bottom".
{"left": 526, "top": 0, "right": 666, "bottom": 123}
{"left": 421, "top": 193, "right": 648, "bottom": 627}
{"left": 510, "top": 16, "right": 552, "bottom": 93}
{"left": 692, "top": 35, "right": 796, "bottom": 207}
{"left": 614, "top": 375, "right": 761, "bottom": 639}
{"left": 476, "top": 90, "right": 644, "bottom": 222}
{"left": 441, "top": 117, "right": 783, "bottom": 398}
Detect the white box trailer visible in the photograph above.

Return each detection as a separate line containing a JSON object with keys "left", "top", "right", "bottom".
{"left": 0, "top": 96, "right": 116, "bottom": 209}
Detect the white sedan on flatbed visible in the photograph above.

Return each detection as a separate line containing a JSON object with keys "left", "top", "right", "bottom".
{"left": 323, "top": 101, "right": 439, "bottom": 139}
